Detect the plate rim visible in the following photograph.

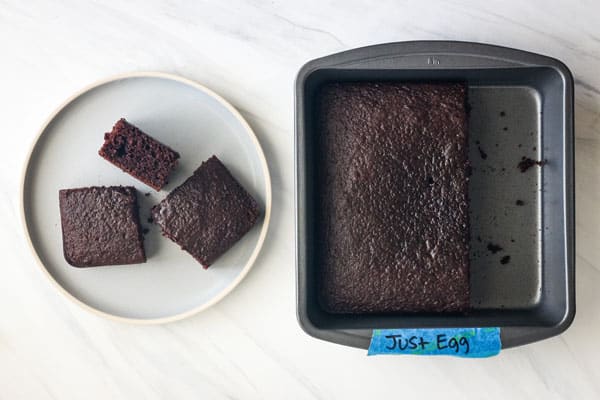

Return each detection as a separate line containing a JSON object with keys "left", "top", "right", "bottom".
{"left": 20, "top": 71, "right": 272, "bottom": 324}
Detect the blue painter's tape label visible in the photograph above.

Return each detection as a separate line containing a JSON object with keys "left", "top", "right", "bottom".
{"left": 368, "top": 328, "right": 501, "bottom": 358}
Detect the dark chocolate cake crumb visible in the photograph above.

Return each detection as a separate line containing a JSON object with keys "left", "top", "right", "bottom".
{"left": 476, "top": 236, "right": 482, "bottom": 243}
{"left": 478, "top": 146, "right": 488, "bottom": 160}
{"left": 147, "top": 217, "right": 154, "bottom": 224}
{"left": 510, "top": 239, "right": 515, "bottom": 243}
{"left": 500, "top": 111, "right": 506, "bottom": 117}
{"left": 144, "top": 192, "right": 151, "bottom": 197}
{"left": 142, "top": 228, "right": 149, "bottom": 235}
{"left": 99, "top": 118, "right": 180, "bottom": 191}
{"left": 516, "top": 200, "right": 525, "bottom": 206}
{"left": 503, "top": 126, "right": 508, "bottom": 131}
{"left": 487, "top": 242, "right": 503, "bottom": 254}
{"left": 500, "top": 255, "right": 511, "bottom": 265}
{"left": 518, "top": 157, "right": 546, "bottom": 172}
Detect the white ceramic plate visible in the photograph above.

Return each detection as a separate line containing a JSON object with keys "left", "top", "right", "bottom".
{"left": 21, "top": 72, "right": 271, "bottom": 323}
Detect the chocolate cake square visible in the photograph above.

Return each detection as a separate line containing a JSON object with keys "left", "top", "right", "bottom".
{"left": 317, "top": 82, "right": 470, "bottom": 313}
{"left": 151, "top": 156, "right": 260, "bottom": 268}
{"left": 59, "top": 186, "right": 146, "bottom": 267}
{"left": 99, "top": 118, "right": 180, "bottom": 191}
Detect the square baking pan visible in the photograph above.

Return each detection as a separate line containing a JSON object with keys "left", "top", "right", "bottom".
{"left": 295, "top": 41, "right": 574, "bottom": 349}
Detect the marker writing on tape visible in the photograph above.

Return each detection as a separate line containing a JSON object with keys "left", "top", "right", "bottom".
{"left": 367, "top": 327, "right": 501, "bottom": 358}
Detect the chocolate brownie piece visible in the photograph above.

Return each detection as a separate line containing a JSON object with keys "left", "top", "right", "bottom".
{"left": 99, "top": 118, "right": 180, "bottom": 191}
{"left": 317, "top": 82, "right": 470, "bottom": 313}
{"left": 151, "top": 156, "right": 260, "bottom": 268}
{"left": 59, "top": 186, "right": 146, "bottom": 267}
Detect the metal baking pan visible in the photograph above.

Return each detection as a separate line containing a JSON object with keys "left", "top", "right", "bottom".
{"left": 295, "top": 41, "right": 574, "bottom": 349}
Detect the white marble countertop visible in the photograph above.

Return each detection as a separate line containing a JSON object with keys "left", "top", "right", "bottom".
{"left": 1, "top": 1, "right": 599, "bottom": 398}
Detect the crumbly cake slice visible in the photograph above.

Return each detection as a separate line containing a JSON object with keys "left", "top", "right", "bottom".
{"left": 59, "top": 186, "right": 146, "bottom": 267}
{"left": 99, "top": 118, "right": 180, "bottom": 191}
{"left": 151, "top": 156, "right": 260, "bottom": 268}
